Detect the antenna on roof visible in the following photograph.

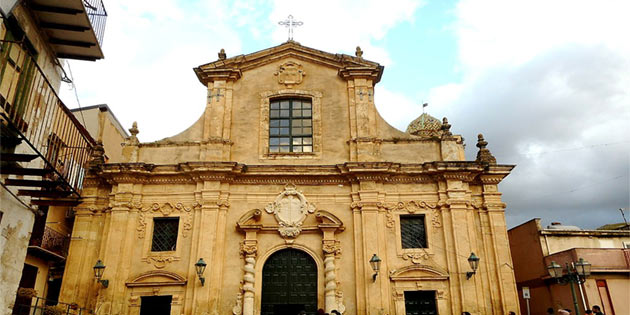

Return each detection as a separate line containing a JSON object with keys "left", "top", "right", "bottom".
{"left": 620, "top": 208, "right": 629, "bottom": 229}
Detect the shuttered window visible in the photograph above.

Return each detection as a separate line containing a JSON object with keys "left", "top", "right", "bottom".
{"left": 400, "top": 215, "right": 427, "bottom": 248}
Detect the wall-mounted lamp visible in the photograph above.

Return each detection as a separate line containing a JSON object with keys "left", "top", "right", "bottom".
{"left": 466, "top": 252, "right": 480, "bottom": 280}
{"left": 369, "top": 254, "right": 381, "bottom": 282}
{"left": 195, "top": 258, "right": 207, "bottom": 286}
{"left": 93, "top": 260, "right": 109, "bottom": 288}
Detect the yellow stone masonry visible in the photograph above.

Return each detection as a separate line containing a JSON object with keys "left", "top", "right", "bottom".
{"left": 59, "top": 42, "right": 519, "bottom": 315}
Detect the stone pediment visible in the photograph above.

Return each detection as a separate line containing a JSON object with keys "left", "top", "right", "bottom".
{"left": 126, "top": 270, "right": 187, "bottom": 287}
{"left": 194, "top": 41, "right": 383, "bottom": 85}
{"left": 389, "top": 265, "right": 449, "bottom": 281}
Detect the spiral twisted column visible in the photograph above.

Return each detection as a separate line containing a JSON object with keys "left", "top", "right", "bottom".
{"left": 324, "top": 255, "right": 338, "bottom": 312}
{"left": 242, "top": 256, "right": 256, "bottom": 315}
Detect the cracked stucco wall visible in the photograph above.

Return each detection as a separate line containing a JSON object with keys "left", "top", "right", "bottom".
{"left": 0, "top": 189, "right": 35, "bottom": 315}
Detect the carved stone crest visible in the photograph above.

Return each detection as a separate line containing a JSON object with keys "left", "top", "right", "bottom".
{"left": 265, "top": 184, "right": 315, "bottom": 238}
{"left": 274, "top": 61, "right": 305, "bottom": 87}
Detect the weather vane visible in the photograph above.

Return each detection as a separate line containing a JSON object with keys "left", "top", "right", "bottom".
{"left": 278, "top": 15, "right": 303, "bottom": 41}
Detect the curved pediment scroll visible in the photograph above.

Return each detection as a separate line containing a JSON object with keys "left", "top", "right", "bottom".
{"left": 389, "top": 264, "right": 449, "bottom": 281}
{"left": 237, "top": 209, "right": 263, "bottom": 230}
{"left": 126, "top": 270, "right": 187, "bottom": 287}
{"left": 315, "top": 210, "right": 345, "bottom": 231}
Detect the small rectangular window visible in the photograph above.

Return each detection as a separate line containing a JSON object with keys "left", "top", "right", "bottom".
{"left": 400, "top": 215, "right": 427, "bottom": 248}
{"left": 151, "top": 217, "right": 179, "bottom": 252}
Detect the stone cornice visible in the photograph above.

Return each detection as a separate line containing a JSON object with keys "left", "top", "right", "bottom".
{"left": 96, "top": 161, "right": 514, "bottom": 185}
{"left": 194, "top": 41, "right": 383, "bottom": 85}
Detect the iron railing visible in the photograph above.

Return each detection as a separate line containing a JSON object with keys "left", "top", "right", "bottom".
{"left": 83, "top": 0, "right": 107, "bottom": 47}
{"left": 12, "top": 294, "right": 88, "bottom": 315}
{"left": 0, "top": 39, "right": 95, "bottom": 195}
{"left": 29, "top": 226, "right": 70, "bottom": 258}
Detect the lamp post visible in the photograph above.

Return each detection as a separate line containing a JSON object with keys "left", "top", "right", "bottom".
{"left": 547, "top": 258, "right": 591, "bottom": 315}
{"left": 195, "top": 258, "right": 207, "bottom": 286}
{"left": 93, "top": 260, "right": 109, "bottom": 288}
{"left": 369, "top": 254, "right": 381, "bottom": 282}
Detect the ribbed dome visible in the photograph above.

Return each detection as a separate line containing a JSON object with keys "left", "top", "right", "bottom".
{"left": 406, "top": 113, "right": 442, "bottom": 136}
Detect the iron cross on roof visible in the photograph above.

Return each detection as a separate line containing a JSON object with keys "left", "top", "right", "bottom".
{"left": 278, "top": 15, "right": 303, "bottom": 41}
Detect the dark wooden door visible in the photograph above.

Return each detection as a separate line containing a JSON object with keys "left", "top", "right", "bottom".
{"left": 404, "top": 291, "right": 438, "bottom": 315}
{"left": 140, "top": 296, "right": 172, "bottom": 315}
{"left": 261, "top": 249, "right": 318, "bottom": 315}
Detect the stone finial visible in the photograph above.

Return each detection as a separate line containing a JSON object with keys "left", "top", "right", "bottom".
{"left": 440, "top": 117, "right": 452, "bottom": 137}
{"left": 475, "top": 134, "right": 497, "bottom": 165}
{"left": 128, "top": 121, "right": 139, "bottom": 145}
{"left": 88, "top": 140, "right": 105, "bottom": 170}
{"left": 355, "top": 46, "right": 363, "bottom": 58}
{"left": 218, "top": 48, "right": 226, "bottom": 60}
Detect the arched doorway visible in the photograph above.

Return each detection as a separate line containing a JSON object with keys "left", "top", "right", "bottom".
{"left": 261, "top": 248, "right": 318, "bottom": 315}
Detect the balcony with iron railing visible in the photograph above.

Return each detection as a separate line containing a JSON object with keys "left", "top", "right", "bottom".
{"left": 0, "top": 39, "right": 95, "bottom": 207}
{"left": 28, "top": 226, "right": 71, "bottom": 260}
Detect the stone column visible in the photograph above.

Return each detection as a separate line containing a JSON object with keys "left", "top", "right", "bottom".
{"left": 240, "top": 239, "right": 257, "bottom": 315}
{"left": 322, "top": 240, "right": 341, "bottom": 313}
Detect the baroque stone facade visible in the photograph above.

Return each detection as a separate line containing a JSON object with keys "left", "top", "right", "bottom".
{"left": 59, "top": 42, "right": 520, "bottom": 314}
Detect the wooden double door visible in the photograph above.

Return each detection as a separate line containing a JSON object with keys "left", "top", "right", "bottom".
{"left": 261, "top": 249, "right": 318, "bottom": 315}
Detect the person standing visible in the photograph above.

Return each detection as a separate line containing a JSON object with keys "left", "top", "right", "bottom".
{"left": 592, "top": 305, "right": 605, "bottom": 315}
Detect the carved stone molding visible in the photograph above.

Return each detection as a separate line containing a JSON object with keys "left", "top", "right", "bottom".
{"left": 145, "top": 255, "right": 177, "bottom": 269}
{"left": 274, "top": 61, "right": 305, "bottom": 87}
{"left": 136, "top": 202, "right": 196, "bottom": 239}
{"left": 240, "top": 241, "right": 258, "bottom": 257}
{"left": 380, "top": 201, "right": 442, "bottom": 229}
{"left": 322, "top": 240, "right": 341, "bottom": 256}
{"left": 402, "top": 251, "right": 432, "bottom": 264}
{"left": 264, "top": 184, "right": 315, "bottom": 238}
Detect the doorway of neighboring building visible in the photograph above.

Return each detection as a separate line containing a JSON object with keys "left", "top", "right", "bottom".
{"left": 261, "top": 248, "right": 318, "bottom": 315}
{"left": 404, "top": 290, "right": 438, "bottom": 315}
{"left": 12, "top": 264, "right": 38, "bottom": 315}
{"left": 139, "top": 295, "right": 172, "bottom": 315}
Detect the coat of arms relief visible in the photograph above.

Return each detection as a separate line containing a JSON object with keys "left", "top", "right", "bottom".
{"left": 265, "top": 184, "right": 315, "bottom": 238}
{"left": 274, "top": 61, "right": 305, "bottom": 87}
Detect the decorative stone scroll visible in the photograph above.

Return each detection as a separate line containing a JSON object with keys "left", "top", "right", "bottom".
{"left": 136, "top": 202, "right": 197, "bottom": 239}
{"left": 265, "top": 184, "right": 316, "bottom": 238}
{"left": 274, "top": 61, "right": 305, "bottom": 87}
{"left": 380, "top": 201, "right": 442, "bottom": 229}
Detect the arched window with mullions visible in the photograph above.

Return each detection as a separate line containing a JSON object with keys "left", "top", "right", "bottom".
{"left": 269, "top": 98, "right": 313, "bottom": 153}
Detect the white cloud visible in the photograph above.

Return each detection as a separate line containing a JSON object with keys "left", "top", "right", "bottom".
{"left": 426, "top": 0, "right": 630, "bottom": 228}
{"left": 269, "top": 0, "right": 424, "bottom": 66}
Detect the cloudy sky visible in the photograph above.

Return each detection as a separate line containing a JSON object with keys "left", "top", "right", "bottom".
{"left": 60, "top": 0, "right": 630, "bottom": 229}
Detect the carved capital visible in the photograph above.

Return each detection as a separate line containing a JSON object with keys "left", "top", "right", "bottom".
{"left": 240, "top": 241, "right": 258, "bottom": 257}
{"left": 322, "top": 240, "right": 341, "bottom": 256}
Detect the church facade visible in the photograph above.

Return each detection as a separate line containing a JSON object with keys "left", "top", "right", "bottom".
{"left": 59, "top": 42, "right": 520, "bottom": 315}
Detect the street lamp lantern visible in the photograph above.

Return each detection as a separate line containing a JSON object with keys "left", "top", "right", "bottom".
{"left": 93, "top": 260, "right": 109, "bottom": 288}
{"left": 546, "top": 258, "right": 591, "bottom": 315}
{"left": 574, "top": 258, "right": 591, "bottom": 277}
{"left": 547, "top": 261, "right": 563, "bottom": 279}
{"left": 369, "top": 254, "right": 381, "bottom": 282}
{"left": 466, "top": 252, "right": 480, "bottom": 279}
{"left": 195, "top": 258, "right": 207, "bottom": 286}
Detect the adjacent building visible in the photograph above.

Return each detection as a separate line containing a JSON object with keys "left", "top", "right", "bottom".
{"left": 509, "top": 219, "right": 630, "bottom": 315}
{"left": 0, "top": 1, "right": 107, "bottom": 313}
{"left": 59, "top": 42, "right": 521, "bottom": 315}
